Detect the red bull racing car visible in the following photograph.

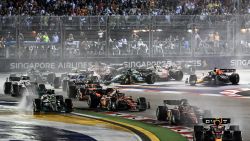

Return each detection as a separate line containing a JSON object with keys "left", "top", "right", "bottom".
{"left": 187, "top": 68, "right": 239, "bottom": 86}
{"left": 193, "top": 118, "right": 242, "bottom": 141}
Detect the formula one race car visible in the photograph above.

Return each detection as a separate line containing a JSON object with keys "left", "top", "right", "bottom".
{"left": 156, "top": 99, "right": 211, "bottom": 125}
{"left": 33, "top": 89, "right": 73, "bottom": 113}
{"left": 4, "top": 74, "right": 38, "bottom": 97}
{"left": 66, "top": 73, "right": 102, "bottom": 99}
{"left": 62, "top": 69, "right": 100, "bottom": 91}
{"left": 147, "top": 65, "right": 184, "bottom": 81}
{"left": 106, "top": 68, "right": 156, "bottom": 85}
{"left": 187, "top": 68, "right": 239, "bottom": 86}
{"left": 193, "top": 118, "right": 242, "bottom": 141}
{"left": 99, "top": 89, "right": 149, "bottom": 111}
{"left": 26, "top": 68, "right": 60, "bottom": 89}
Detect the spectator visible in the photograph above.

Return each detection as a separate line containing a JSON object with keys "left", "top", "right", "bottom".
{"left": 51, "top": 32, "right": 59, "bottom": 43}
{"left": 42, "top": 32, "right": 50, "bottom": 43}
{"left": 35, "top": 33, "right": 42, "bottom": 42}
{"left": 0, "top": 0, "right": 246, "bottom": 16}
{"left": 67, "top": 33, "right": 74, "bottom": 42}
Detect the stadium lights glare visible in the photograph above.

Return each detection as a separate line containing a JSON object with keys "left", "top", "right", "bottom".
{"left": 187, "top": 29, "right": 193, "bottom": 33}
{"left": 241, "top": 28, "right": 247, "bottom": 33}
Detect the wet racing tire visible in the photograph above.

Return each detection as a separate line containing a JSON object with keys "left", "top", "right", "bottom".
{"left": 88, "top": 94, "right": 99, "bottom": 108}
{"left": 232, "top": 131, "right": 242, "bottom": 141}
{"left": 174, "top": 70, "right": 184, "bottom": 81}
{"left": 4, "top": 82, "right": 11, "bottom": 94}
{"left": 194, "top": 125, "right": 204, "bottom": 141}
{"left": 11, "top": 84, "right": 20, "bottom": 97}
{"left": 137, "top": 97, "right": 147, "bottom": 111}
{"left": 170, "top": 110, "right": 180, "bottom": 125}
{"left": 33, "top": 99, "right": 41, "bottom": 113}
{"left": 65, "top": 99, "right": 73, "bottom": 113}
{"left": 229, "top": 73, "right": 240, "bottom": 85}
{"left": 53, "top": 77, "right": 60, "bottom": 89}
{"left": 67, "top": 85, "right": 77, "bottom": 98}
{"left": 156, "top": 106, "right": 167, "bottom": 121}
{"left": 145, "top": 74, "right": 156, "bottom": 84}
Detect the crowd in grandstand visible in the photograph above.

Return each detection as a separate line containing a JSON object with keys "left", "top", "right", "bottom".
{"left": 0, "top": 0, "right": 249, "bottom": 16}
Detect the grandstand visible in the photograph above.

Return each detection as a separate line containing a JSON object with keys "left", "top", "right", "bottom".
{"left": 0, "top": 0, "right": 249, "bottom": 59}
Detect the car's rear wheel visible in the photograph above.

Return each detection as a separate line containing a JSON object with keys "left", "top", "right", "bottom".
{"left": 233, "top": 131, "right": 242, "bottom": 141}
{"left": 156, "top": 106, "right": 167, "bottom": 121}
{"left": 145, "top": 74, "right": 156, "bottom": 84}
{"left": 4, "top": 82, "right": 11, "bottom": 94}
{"left": 174, "top": 70, "right": 184, "bottom": 81}
{"left": 64, "top": 99, "right": 73, "bottom": 113}
{"left": 53, "top": 77, "right": 60, "bottom": 88}
{"left": 137, "top": 97, "right": 147, "bottom": 111}
{"left": 33, "top": 99, "right": 41, "bottom": 113}
{"left": 193, "top": 125, "right": 204, "bottom": 141}
{"left": 11, "top": 84, "right": 20, "bottom": 97}
{"left": 88, "top": 94, "right": 99, "bottom": 108}
{"left": 67, "top": 85, "right": 77, "bottom": 98}
{"left": 230, "top": 73, "right": 240, "bottom": 85}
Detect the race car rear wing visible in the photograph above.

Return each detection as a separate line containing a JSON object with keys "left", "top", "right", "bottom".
{"left": 163, "top": 100, "right": 181, "bottom": 105}
{"left": 202, "top": 118, "right": 231, "bottom": 124}
{"left": 220, "top": 69, "right": 236, "bottom": 73}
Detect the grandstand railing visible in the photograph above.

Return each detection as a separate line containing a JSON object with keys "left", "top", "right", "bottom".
{"left": 0, "top": 15, "right": 249, "bottom": 59}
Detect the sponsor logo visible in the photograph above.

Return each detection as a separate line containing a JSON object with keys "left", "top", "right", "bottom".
{"left": 231, "top": 59, "right": 250, "bottom": 67}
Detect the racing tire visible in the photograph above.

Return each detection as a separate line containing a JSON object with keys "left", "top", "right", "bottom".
{"left": 174, "top": 70, "right": 184, "bottom": 81}
{"left": 137, "top": 97, "right": 147, "bottom": 111}
{"left": 194, "top": 125, "right": 204, "bottom": 132}
{"left": 4, "top": 82, "right": 11, "bottom": 94}
{"left": 64, "top": 99, "right": 73, "bottom": 113}
{"left": 193, "top": 131, "right": 204, "bottom": 141}
{"left": 170, "top": 110, "right": 180, "bottom": 125}
{"left": 193, "top": 125, "right": 204, "bottom": 141}
{"left": 156, "top": 106, "right": 167, "bottom": 121}
{"left": 229, "top": 73, "right": 240, "bottom": 85}
{"left": 33, "top": 99, "right": 41, "bottom": 113}
{"left": 67, "top": 85, "right": 77, "bottom": 98}
{"left": 88, "top": 94, "right": 99, "bottom": 108}
{"left": 145, "top": 74, "right": 156, "bottom": 84}
{"left": 56, "top": 95, "right": 64, "bottom": 112}
{"left": 189, "top": 75, "right": 197, "bottom": 86}
{"left": 11, "top": 84, "right": 20, "bottom": 97}
{"left": 232, "top": 131, "right": 242, "bottom": 141}
{"left": 62, "top": 80, "right": 68, "bottom": 91}
{"left": 47, "top": 73, "right": 56, "bottom": 84}
{"left": 53, "top": 77, "right": 60, "bottom": 89}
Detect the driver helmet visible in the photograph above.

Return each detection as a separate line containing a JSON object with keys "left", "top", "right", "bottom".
{"left": 215, "top": 120, "right": 221, "bottom": 126}
{"left": 181, "top": 99, "right": 189, "bottom": 106}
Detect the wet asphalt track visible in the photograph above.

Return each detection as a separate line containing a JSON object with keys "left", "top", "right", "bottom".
{"left": 0, "top": 120, "right": 97, "bottom": 141}
{"left": 1, "top": 70, "right": 250, "bottom": 141}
